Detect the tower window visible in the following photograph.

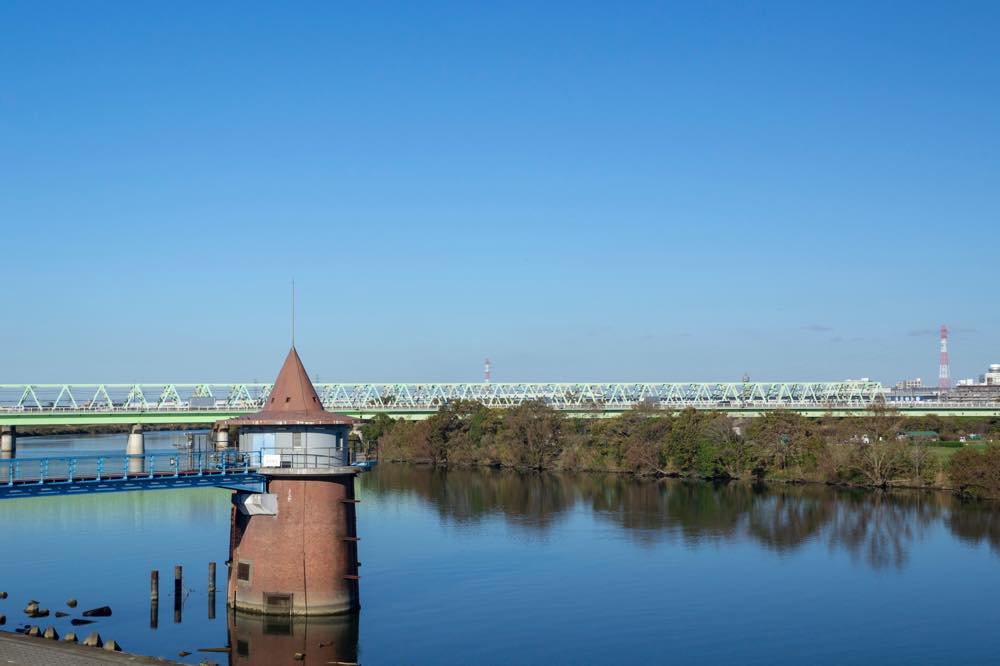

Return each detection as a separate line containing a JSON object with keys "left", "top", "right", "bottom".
{"left": 264, "top": 593, "right": 293, "bottom": 615}
{"left": 237, "top": 562, "right": 251, "bottom": 582}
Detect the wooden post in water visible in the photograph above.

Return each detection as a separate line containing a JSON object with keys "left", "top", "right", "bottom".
{"left": 150, "top": 569, "right": 159, "bottom": 629}
{"left": 173, "top": 565, "right": 182, "bottom": 623}
{"left": 208, "top": 561, "right": 217, "bottom": 620}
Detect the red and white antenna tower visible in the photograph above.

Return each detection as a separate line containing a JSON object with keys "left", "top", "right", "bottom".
{"left": 938, "top": 324, "right": 950, "bottom": 390}
{"left": 484, "top": 357, "right": 491, "bottom": 384}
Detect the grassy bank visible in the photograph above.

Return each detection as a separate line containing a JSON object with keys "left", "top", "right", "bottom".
{"left": 360, "top": 401, "right": 1000, "bottom": 499}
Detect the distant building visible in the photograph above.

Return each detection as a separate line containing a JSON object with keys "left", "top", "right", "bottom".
{"left": 887, "top": 377, "right": 939, "bottom": 403}
{"left": 886, "top": 386, "right": 941, "bottom": 403}
{"left": 954, "top": 364, "right": 1000, "bottom": 386}
{"left": 948, "top": 384, "right": 1000, "bottom": 401}
{"left": 894, "top": 378, "right": 923, "bottom": 390}
{"left": 944, "top": 363, "right": 1000, "bottom": 402}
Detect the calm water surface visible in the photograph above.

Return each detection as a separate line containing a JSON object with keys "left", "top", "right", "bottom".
{"left": 2, "top": 433, "right": 1000, "bottom": 664}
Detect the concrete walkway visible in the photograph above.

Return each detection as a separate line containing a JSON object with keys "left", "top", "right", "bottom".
{"left": 0, "top": 631, "right": 183, "bottom": 665}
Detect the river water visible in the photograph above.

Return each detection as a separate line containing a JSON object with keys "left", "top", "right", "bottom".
{"left": 2, "top": 433, "right": 1000, "bottom": 664}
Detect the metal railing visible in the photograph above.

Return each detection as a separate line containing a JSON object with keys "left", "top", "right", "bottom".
{"left": 1, "top": 449, "right": 260, "bottom": 487}
{"left": 257, "top": 447, "right": 351, "bottom": 470}
{"left": 0, "top": 447, "right": 379, "bottom": 498}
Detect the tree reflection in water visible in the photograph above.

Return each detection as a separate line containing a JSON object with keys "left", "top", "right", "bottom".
{"left": 362, "top": 464, "right": 985, "bottom": 570}
{"left": 824, "top": 490, "right": 941, "bottom": 570}
{"left": 947, "top": 498, "right": 1000, "bottom": 555}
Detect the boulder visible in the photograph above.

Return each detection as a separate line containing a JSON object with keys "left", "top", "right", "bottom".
{"left": 0, "top": 614, "right": 5, "bottom": 626}
{"left": 26, "top": 625, "right": 40, "bottom": 637}
{"left": 66, "top": 598, "right": 77, "bottom": 608}
{"left": 42, "top": 626, "right": 58, "bottom": 640}
{"left": 293, "top": 653, "right": 305, "bottom": 661}
{"left": 82, "top": 606, "right": 112, "bottom": 617}
{"left": 55, "top": 611, "right": 69, "bottom": 618}
{"left": 0, "top": 591, "right": 7, "bottom": 599}
{"left": 63, "top": 632, "right": 78, "bottom": 643}
{"left": 71, "top": 618, "right": 95, "bottom": 626}
{"left": 23, "top": 601, "right": 39, "bottom": 615}
{"left": 104, "top": 640, "right": 122, "bottom": 652}
{"left": 82, "top": 631, "right": 103, "bottom": 647}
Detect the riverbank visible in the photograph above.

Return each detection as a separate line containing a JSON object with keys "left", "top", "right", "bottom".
{"left": 0, "top": 630, "right": 183, "bottom": 665}
{"left": 378, "top": 456, "right": 967, "bottom": 499}
{"left": 363, "top": 401, "right": 1000, "bottom": 498}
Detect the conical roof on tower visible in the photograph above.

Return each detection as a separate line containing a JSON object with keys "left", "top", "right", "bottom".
{"left": 224, "top": 347, "right": 355, "bottom": 426}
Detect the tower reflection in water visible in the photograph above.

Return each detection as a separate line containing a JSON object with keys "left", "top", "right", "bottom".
{"left": 228, "top": 610, "right": 359, "bottom": 666}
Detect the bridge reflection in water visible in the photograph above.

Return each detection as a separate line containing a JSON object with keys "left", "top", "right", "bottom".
{"left": 229, "top": 610, "right": 359, "bottom": 666}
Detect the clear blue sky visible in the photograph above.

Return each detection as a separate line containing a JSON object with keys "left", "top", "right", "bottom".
{"left": 1, "top": 2, "right": 997, "bottom": 384}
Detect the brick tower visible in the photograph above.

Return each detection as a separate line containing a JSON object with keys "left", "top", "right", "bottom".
{"left": 222, "top": 347, "right": 360, "bottom": 615}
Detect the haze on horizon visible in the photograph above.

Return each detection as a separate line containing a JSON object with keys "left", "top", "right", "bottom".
{"left": 1, "top": 2, "right": 997, "bottom": 385}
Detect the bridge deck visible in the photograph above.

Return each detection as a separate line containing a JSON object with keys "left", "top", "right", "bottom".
{"left": 0, "top": 449, "right": 373, "bottom": 499}
{"left": 0, "top": 451, "right": 265, "bottom": 499}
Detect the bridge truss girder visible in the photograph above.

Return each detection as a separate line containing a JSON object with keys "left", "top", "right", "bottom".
{"left": 0, "top": 381, "right": 887, "bottom": 415}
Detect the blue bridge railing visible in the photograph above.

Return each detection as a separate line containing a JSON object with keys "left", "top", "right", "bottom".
{"left": 0, "top": 447, "right": 377, "bottom": 499}
{"left": 0, "top": 449, "right": 264, "bottom": 498}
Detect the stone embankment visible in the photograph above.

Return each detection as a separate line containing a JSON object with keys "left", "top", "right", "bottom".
{"left": 0, "top": 630, "right": 183, "bottom": 665}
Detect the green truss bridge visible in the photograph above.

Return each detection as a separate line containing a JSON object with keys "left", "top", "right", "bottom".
{"left": 0, "top": 381, "right": 998, "bottom": 426}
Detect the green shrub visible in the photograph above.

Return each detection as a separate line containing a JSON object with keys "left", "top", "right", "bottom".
{"left": 949, "top": 444, "right": 1000, "bottom": 499}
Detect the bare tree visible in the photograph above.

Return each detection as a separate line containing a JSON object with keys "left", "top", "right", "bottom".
{"left": 909, "top": 443, "right": 931, "bottom": 485}
{"left": 852, "top": 439, "right": 910, "bottom": 487}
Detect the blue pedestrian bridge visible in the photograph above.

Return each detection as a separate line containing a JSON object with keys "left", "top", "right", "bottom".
{"left": 0, "top": 449, "right": 373, "bottom": 500}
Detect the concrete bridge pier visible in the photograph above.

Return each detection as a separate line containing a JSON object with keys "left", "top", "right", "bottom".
{"left": 214, "top": 425, "right": 230, "bottom": 450}
{"left": 127, "top": 425, "right": 144, "bottom": 474}
{"left": 1, "top": 426, "right": 14, "bottom": 459}
{"left": 0, "top": 426, "right": 12, "bottom": 483}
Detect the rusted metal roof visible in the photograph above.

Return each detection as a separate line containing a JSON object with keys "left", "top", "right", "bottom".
{"left": 223, "top": 347, "right": 356, "bottom": 427}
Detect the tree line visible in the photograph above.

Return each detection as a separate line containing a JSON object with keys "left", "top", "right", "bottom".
{"left": 359, "top": 401, "right": 1000, "bottom": 498}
